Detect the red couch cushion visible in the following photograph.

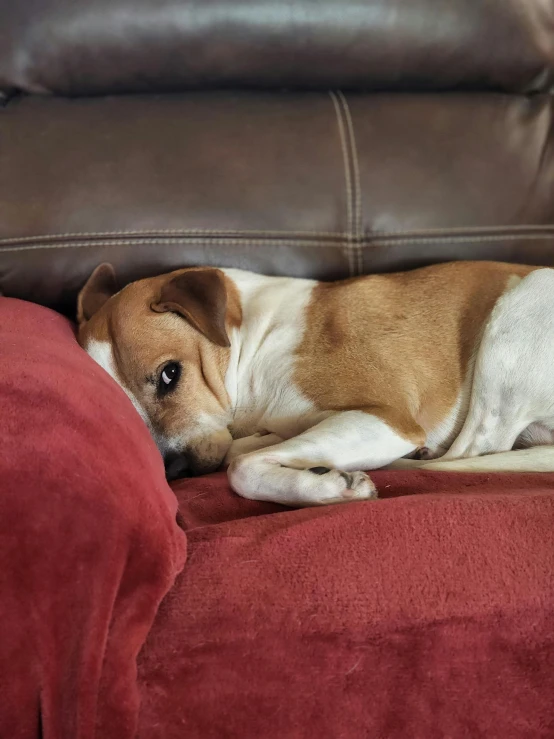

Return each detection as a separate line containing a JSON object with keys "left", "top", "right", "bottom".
{"left": 0, "top": 298, "right": 186, "bottom": 739}
{"left": 137, "top": 470, "right": 554, "bottom": 739}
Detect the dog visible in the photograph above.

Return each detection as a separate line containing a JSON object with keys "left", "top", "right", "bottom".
{"left": 77, "top": 260, "right": 554, "bottom": 506}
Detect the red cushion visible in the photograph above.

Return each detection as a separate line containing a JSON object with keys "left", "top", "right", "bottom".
{"left": 137, "top": 470, "right": 554, "bottom": 738}
{"left": 0, "top": 298, "right": 186, "bottom": 739}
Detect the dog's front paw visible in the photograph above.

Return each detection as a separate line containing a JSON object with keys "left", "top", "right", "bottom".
{"left": 307, "top": 466, "right": 377, "bottom": 503}
{"left": 228, "top": 455, "right": 377, "bottom": 506}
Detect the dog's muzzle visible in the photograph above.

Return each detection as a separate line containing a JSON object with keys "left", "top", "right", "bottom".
{"left": 164, "top": 452, "right": 191, "bottom": 481}
{"left": 164, "top": 450, "right": 225, "bottom": 480}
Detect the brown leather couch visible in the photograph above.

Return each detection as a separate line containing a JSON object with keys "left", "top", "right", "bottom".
{"left": 1, "top": 0, "right": 554, "bottom": 309}
{"left": 2, "top": 2, "right": 554, "bottom": 737}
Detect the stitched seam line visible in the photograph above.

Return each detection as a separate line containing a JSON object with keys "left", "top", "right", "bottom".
{"left": 330, "top": 91, "right": 355, "bottom": 276}
{"left": 2, "top": 224, "right": 554, "bottom": 248}
{"left": 372, "top": 225, "right": 554, "bottom": 236}
{"left": 337, "top": 91, "right": 362, "bottom": 275}
{"left": 0, "top": 223, "right": 554, "bottom": 245}
{"left": 0, "top": 228, "right": 344, "bottom": 245}
{"left": 364, "top": 233, "right": 554, "bottom": 246}
{"left": 3, "top": 224, "right": 554, "bottom": 248}
{"left": 3, "top": 230, "right": 554, "bottom": 254}
{"left": 0, "top": 238, "right": 347, "bottom": 253}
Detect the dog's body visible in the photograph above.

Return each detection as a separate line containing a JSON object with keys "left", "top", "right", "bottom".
{"left": 77, "top": 260, "right": 554, "bottom": 506}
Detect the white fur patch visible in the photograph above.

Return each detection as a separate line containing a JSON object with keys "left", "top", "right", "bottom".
{"left": 222, "top": 269, "right": 318, "bottom": 439}
{"left": 444, "top": 268, "right": 554, "bottom": 460}
{"left": 391, "top": 268, "right": 554, "bottom": 473}
{"left": 86, "top": 338, "right": 150, "bottom": 428}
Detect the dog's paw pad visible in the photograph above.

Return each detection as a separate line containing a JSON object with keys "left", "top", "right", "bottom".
{"left": 306, "top": 467, "right": 377, "bottom": 503}
{"left": 413, "top": 446, "right": 433, "bottom": 460}
{"left": 309, "top": 466, "right": 332, "bottom": 475}
{"left": 341, "top": 471, "right": 377, "bottom": 500}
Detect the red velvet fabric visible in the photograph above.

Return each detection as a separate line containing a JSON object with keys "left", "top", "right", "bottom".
{"left": 2, "top": 297, "right": 554, "bottom": 738}
{"left": 138, "top": 470, "right": 554, "bottom": 739}
{"left": 0, "top": 298, "right": 186, "bottom": 739}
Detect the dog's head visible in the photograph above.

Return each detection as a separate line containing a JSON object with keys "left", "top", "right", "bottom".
{"left": 77, "top": 264, "right": 240, "bottom": 478}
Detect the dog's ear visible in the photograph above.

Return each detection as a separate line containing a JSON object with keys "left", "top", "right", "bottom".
{"left": 77, "top": 263, "right": 118, "bottom": 324}
{"left": 151, "top": 268, "right": 230, "bottom": 348}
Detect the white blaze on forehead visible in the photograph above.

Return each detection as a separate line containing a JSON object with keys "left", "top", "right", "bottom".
{"left": 86, "top": 339, "right": 151, "bottom": 428}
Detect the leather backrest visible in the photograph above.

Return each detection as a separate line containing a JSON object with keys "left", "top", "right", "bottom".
{"left": 1, "top": 0, "right": 552, "bottom": 97}
{"left": 1, "top": 91, "right": 553, "bottom": 312}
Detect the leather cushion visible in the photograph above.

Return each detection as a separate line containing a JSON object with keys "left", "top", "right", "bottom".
{"left": 0, "top": 0, "right": 552, "bottom": 96}
{"left": 1, "top": 93, "right": 554, "bottom": 311}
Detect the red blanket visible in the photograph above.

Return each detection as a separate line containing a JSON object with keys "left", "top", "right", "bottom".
{"left": 0, "top": 299, "right": 186, "bottom": 738}
{"left": 137, "top": 470, "right": 554, "bottom": 739}
{"left": 2, "top": 297, "right": 553, "bottom": 738}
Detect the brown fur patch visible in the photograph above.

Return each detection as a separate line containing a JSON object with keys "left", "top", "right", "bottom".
{"left": 150, "top": 267, "right": 239, "bottom": 348}
{"left": 295, "top": 261, "right": 535, "bottom": 442}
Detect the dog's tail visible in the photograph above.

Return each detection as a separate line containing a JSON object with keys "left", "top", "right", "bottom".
{"left": 388, "top": 446, "right": 554, "bottom": 473}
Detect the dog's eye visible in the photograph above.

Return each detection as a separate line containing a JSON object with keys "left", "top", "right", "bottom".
{"left": 159, "top": 362, "right": 181, "bottom": 394}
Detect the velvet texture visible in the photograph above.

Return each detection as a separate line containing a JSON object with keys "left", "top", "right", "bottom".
{"left": 2, "top": 298, "right": 553, "bottom": 738}
{"left": 138, "top": 470, "right": 554, "bottom": 738}
{"left": 0, "top": 298, "right": 186, "bottom": 738}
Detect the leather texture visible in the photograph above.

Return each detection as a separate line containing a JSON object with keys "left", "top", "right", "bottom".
{"left": 0, "top": 0, "right": 553, "bottom": 97}
{"left": 1, "top": 91, "right": 554, "bottom": 312}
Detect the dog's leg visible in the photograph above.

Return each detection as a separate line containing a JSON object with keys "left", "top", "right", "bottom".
{"left": 224, "top": 433, "right": 283, "bottom": 465}
{"left": 430, "top": 269, "right": 554, "bottom": 461}
{"left": 227, "top": 410, "right": 421, "bottom": 506}
{"left": 390, "top": 269, "right": 554, "bottom": 472}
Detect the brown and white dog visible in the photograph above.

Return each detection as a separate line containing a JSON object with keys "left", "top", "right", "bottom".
{"left": 77, "top": 261, "right": 554, "bottom": 506}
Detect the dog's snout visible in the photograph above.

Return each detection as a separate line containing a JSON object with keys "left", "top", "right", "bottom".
{"left": 164, "top": 452, "right": 191, "bottom": 481}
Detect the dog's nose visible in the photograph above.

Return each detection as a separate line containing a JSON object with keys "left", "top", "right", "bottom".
{"left": 164, "top": 452, "right": 191, "bottom": 481}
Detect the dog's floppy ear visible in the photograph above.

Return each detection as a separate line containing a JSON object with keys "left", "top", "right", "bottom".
{"left": 151, "top": 268, "right": 230, "bottom": 348}
{"left": 77, "top": 263, "right": 118, "bottom": 324}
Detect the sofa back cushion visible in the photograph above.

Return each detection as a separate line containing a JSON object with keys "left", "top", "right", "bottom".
{"left": 0, "top": 0, "right": 551, "bottom": 98}
{"left": 1, "top": 92, "right": 554, "bottom": 310}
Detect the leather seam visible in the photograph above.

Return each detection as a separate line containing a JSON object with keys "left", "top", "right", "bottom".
{"left": 2, "top": 230, "right": 554, "bottom": 254}
{"left": 363, "top": 233, "right": 554, "bottom": 246}
{"left": 2, "top": 224, "right": 554, "bottom": 247}
{"left": 329, "top": 91, "right": 355, "bottom": 276}
{"left": 0, "top": 228, "right": 344, "bottom": 245}
{"left": 1, "top": 224, "right": 554, "bottom": 247}
{"left": 0, "top": 238, "right": 349, "bottom": 253}
{"left": 337, "top": 91, "right": 363, "bottom": 275}
{"left": 371, "top": 225, "right": 554, "bottom": 237}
